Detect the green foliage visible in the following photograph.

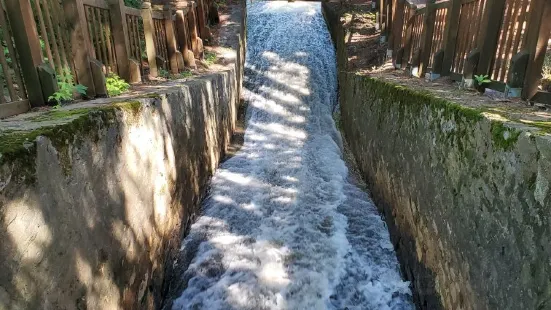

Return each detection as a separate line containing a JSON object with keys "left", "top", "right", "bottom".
{"left": 172, "top": 70, "right": 193, "bottom": 79}
{"left": 106, "top": 73, "right": 130, "bottom": 97}
{"left": 48, "top": 68, "right": 88, "bottom": 106}
{"left": 159, "top": 68, "right": 170, "bottom": 79}
{"left": 124, "top": 0, "right": 142, "bottom": 9}
{"left": 205, "top": 52, "right": 217, "bottom": 66}
{"left": 474, "top": 74, "right": 491, "bottom": 85}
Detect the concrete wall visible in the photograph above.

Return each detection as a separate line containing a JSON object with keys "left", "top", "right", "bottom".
{"left": 0, "top": 8, "right": 246, "bottom": 310}
{"left": 323, "top": 3, "right": 551, "bottom": 310}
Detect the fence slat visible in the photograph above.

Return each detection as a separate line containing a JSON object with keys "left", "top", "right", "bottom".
{"left": 63, "top": 0, "right": 97, "bottom": 97}
{"left": 107, "top": 0, "right": 131, "bottom": 80}
{"left": 5, "top": 0, "right": 45, "bottom": 106}
{"left": 419, "top": 2, "right": 437, "bottom": 76}
{"left": 142, "top": 1, "right": 158, "bottom": 77}
{"left": 477, "top": 0, "right": 507, "bottom": 75}
{"left": 391, "top": 0, "right": 405, "bottom": 55}
{"left": 164, "top": 6, "right": 179, "bottom": 74}
{"left": 522, "top": 0, "right": 551, "bottom": 99}
{"left": 0, "top": 4, "right": 27, "bottom": 100}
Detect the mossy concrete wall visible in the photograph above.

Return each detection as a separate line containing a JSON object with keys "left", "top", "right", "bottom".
{"left": 323, "top": 3, "right": 551, "bottom": 310}
{"left": 0, "top": 9, "right": 246, "bottom": 310}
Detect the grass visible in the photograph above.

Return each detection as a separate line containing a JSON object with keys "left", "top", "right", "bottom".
{"left": 205, "top": 52, "right": 217, "bottom": 66}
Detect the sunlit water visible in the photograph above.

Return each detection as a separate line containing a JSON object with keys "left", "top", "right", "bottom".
{"left": 171, "top": 2, "right": 413, "bottom": 309}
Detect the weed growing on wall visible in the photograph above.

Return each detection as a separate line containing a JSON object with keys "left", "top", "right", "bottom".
{"left": 205, "top": 52, "right": 217, "bottom": 66}
{"left": 106, "top": 73, "right": 130, "bottom": 97}
{"left": 49, "top": 68, "right": 87, "bottom": 107}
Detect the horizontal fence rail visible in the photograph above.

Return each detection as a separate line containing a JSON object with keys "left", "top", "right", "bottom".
{"left": 383, "top": 0, "right": 551, "bottom": 104}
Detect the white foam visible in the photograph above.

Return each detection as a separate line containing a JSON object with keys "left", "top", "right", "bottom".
{"left": 171, "top": 2, "right": 413, "bottom": 309}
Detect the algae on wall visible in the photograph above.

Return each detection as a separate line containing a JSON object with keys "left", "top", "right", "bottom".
{"left": 338, "top": 73, "right": 551, "bottom": 310}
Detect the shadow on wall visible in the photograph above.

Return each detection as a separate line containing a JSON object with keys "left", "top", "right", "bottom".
{"left": 0, "top": 70, "right": 238, "bottom": 310}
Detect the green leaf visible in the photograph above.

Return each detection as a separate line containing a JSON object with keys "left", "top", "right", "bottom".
{"left": 75, "top": 84, "right": 88, "bottom": 95}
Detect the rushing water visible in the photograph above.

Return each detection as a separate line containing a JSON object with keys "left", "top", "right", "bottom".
{"left": 171, "top": 2, "right": 413, "bottom": 309}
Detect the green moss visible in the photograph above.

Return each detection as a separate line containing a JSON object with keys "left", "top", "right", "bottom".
{"left": 358, "top": 75, "right": 485, "bottom": 124}
{"left": 0, "top": 101, "right": 142, "bottom": 182}
{"left": 490, "top": 121, "right": 521, "bottom": 151}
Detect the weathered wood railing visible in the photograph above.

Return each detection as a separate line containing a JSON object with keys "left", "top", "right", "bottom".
{"left": 0, "top": 0, "right": 216, "bottom": 118}
{"left": 382, "top": 0, "right": 551, "bottom": 104}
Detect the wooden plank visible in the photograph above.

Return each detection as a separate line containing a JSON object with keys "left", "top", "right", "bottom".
{"left": 402, "top": 7, "right": 414, "bottom": 65}
{"left": 522, "top": 0, "right": 551, "bottom": 99}
{"left": 433, "top": 1, "right": 451, "bottom": 9}
{"left": 82, "top": 0, "right": 109, "bottom": 9}
{"left": 419, "top": 1, "right": 437, "bottom": 75}
{"left": 142, "top": 2, "right": 158, "bottom": 77}
{"left": 486, "top": 80, "right": 506, "bottom": 92}
{"left": 390, "top": 0, "right": 405, "bottom": 53}
{"left": 108, "top": 0, "right": 131, "bottom": 80}
{"left": 151, "top": 10, "right": 164, "bottom": 20}
{"left": 476, "top": 0, "right": 507, "bottom": 75}
{"left": 531, "top": 91, "right": 551, "bottom": 105}
{"left": 0, "top": 100, "right": 30, "bottom": 119}
{"left": 441, "top": 0, "right": 461, "bottom": 75}
{"left": 42, "top": 0, "right": 63, "bottom": 73}
{"left": 163, "top": 6, "right": 179, "bottom": 74}
{"left": 125, "top": 6, "right": 141, "bottom": 17}
{"left": 62, "top": 0, "right": 97, "bottom": 97}
{"left": 0, "top": 4, "right": 26, "bottom": 100}
{"left": 4, "top": 0, "right": 45, "bottom": 106}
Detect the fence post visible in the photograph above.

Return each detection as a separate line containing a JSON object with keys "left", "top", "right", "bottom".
{"left": 476, "top": 0, "right": 506, "bottom": 75}
{"left": 174, "top": 7, "right": 196, "bottom": 68}
{"left": 62, "top": 0, "right": 97, "bottom": 97}
{"left": 441, "top": 0, "right": 461, "bottom": 76}
{"left": 419, "top": 1, "right": 437, "bottom": 76}
{"left": 390, "top": 0, "right": 405, "bottom": 59}
{"left": 196, "top": 0, "right": 211, "bottom": 41}
{"left": 402, "top": 6, "right": 415, "bottom": 66}
{"left": 164, "top": 5, "right": 179, "bottom": 74}
{"left": 107, "top": 0, "right": 131, "bottom": 80}
{"left": 142, "top": 1, "right": 159, "bottom": 77}
{"left": 187, "top": 2, "right": 203, "bottom": 58}
{"left": 4, "top": 0, "right": 45, "bottom": 107}
{"left": 522, "top": 0, "right": 551, "bottom": 100}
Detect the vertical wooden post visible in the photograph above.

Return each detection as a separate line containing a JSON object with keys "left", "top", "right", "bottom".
{"left": 379, "top": 0, "right": 385, "bottom": 35}
{"left": 196, "top": 0, "right": 211, "bottom": 41}
{"left": 142, "top": 1, "right": 158, "bottom": 77}
{"left": 441, "top": 0, "right": 461, "bottom": 75}
{"left": 187, "top": 2, "right": 202, "bottom": 58}
{"left": 175, "top": 7, "right": 195, "bottom": 67}
{"left": 419, "top": 1, "right": 437, "bottom": 76}
{"left": 390, "top": 0, "right": 405, "bottom": 58}
{"left": 522, "top": 0, "right": 551, "bottom": 99}
{"left": 62, "top": 0, "right": 97, "bottom": 97}
{"left": 4, "top": 0, "right": 45, "bottom": 106}
{"left": 107, "top": 0, "right": 131, "bottom": 80}
{"left": 476, "top": 0, "right": 507, "bottom": 75}
{"left": 402, "top": 6, "right": 415, "bottom": 66}
{"left": 163, "top": 5, "right": 179, "bottom": 74}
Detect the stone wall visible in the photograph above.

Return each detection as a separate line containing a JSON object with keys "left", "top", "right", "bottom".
{"left": 0, "top": 7, "right": 246, "bottom": 310}
{"left": 323, "top": 3, "right": 551, "bottom": 310}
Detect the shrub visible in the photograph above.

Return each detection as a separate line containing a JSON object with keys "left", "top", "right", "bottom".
{"left": 106, "top": 73, "right": 130, "bottom": 97}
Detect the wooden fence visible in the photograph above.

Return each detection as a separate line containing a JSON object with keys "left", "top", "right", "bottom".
{"left": 381, "top": 0, "right": 551, "bottom": 104}
{"left": 0, "top": 0, "right": 215, "bottom": 119}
